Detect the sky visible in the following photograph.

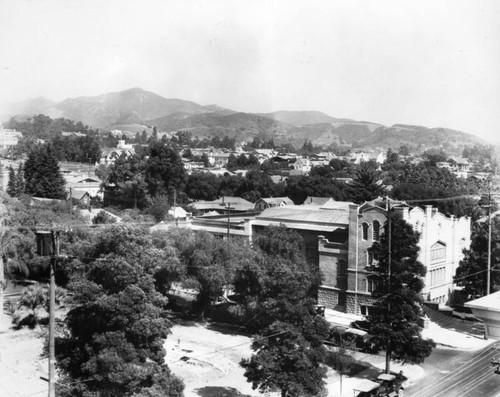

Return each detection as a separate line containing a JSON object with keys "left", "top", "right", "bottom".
{"left": 0, "top": 0, "right": 499, "bottom": 142}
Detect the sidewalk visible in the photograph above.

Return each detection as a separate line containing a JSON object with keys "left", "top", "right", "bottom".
{"left": 324, "top": 318, "right": 493, "bottom": 396}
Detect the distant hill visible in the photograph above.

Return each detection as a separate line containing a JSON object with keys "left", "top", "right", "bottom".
{"left": 4, "top": 87, "right": 491, "bottom": 155}
{"left": 7, "top": 96, "right": 56, "bottom": 116}
{"left": 261, "top": 110, "right": 353, "bottom": 126}
{"left": 203, "top": 104, "right": 237, "bottom": 116}
{"left": 149, "top": 112, "right": 290, "bottom": 142}
{"left": 53, "top": 87, "right": 208, "bottom": 128}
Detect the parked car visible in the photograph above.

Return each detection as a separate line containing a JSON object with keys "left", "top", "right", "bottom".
{"left": 353, "top": 373, "right": 406, "bottom": 397}
{"left": 327, "top": 326, "right": 376, "bottom": 353}
{"left": 375, "top": 373, "right": 406, "bottom": 397}
{"left": 353, "top": 379, "right": 381, "bottom": 397}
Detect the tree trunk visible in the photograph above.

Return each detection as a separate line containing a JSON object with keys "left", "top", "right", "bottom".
{"left": 385, "top": 344, "right": 391, "bottom": 374}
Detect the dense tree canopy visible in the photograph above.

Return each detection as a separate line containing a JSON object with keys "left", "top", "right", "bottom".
{"left": 23, "top": 144, "right": 67, "bottom": 199}
{"left": 145, "top": 141, "right": 187, "bottom": 199}
{"left": 455, "top": 217, "right": 500, "bottom": 298}
{"left": 56, "top": 226, "right": 184, "bottom": 397}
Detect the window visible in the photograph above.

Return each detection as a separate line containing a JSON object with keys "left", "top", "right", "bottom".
{"left": 367, "top": 250, "right": 379, "bottom": 267}
{"left": 360, "top": 305, "right": 371, "bottom": 316}
{"left": 430, "top": 242, "right": 446, "bottom": 262}
{"left": 372, "top": 220, "right": 380, "bottom": 241}
{"left": 338, "top": 292, "right": 347, "bottom": 307}
{"left": 362, "top": 222, "right": 369, "bottom": 240}
{"left": 367, "top": 278, "right": 377, "bottom": 293}
{"left": 336, "top": 260, "right": 348, "bottom": 290}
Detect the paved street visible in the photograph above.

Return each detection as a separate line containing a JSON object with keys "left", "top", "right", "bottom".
{"left": 408, "top": 343, "right": 500, "bottom": 397}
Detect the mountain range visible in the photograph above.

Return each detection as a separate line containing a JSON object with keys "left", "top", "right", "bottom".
{"left": 4, "top": 87, "right": 489, "bottom": 154}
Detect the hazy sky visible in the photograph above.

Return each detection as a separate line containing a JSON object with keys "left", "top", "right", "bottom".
{"left": 1, "top": 0, "right": 499, "bottom": 142}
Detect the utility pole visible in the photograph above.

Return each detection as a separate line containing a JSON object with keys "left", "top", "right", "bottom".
{"left": 48, "top": 230, "right": 59, "bottom": 397}
{"left": 487, "top": 179, "right": 492, "bottom": 295}
{"left": 219, "top": 198, "right": 232, "bottom": 241}
{"left": 385, "top": 197, "right": 392, "bottom": 374}
{"left": 35, "top": 230, "right": 59, "bottom": 397}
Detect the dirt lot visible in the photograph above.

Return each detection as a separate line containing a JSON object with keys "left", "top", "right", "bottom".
{"left": 165, "top": 321, "right": 279, "bottom": 397}
{"left": 0, "top": 314, "right": 47, "bottom": 397}
{"left": 3, "top": 312, "right": 469, "bottom": 397}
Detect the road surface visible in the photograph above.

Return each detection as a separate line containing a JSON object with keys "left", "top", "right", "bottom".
{"left": 408, "top": 343, "right": 500, "bottom": 397}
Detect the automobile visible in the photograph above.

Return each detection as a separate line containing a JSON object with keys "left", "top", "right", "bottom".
{"left": 375, "top": 373, "right": 406, "bottom": 397}
{"left": 353, "top": 373, "right": 406, "bottom": 397}
{"left": 353, "top": 379, "right": 381, "bottom": 397}
{"left": 327, "top": 326, "right": 376, "bottom": 353}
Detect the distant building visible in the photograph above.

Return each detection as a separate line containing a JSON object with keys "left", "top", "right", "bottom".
{"left": 61, "top": 131, "right": 86, "bottom": 138}
{"left": 208, "top": 152, "right": 231, "bottom": 168}
{"left": 190, "top": 196, "right": 254, "bottom": 216}
{"left": 0, "top": 128, "right": 22, "bottom": 154}
{"left": 254, "top": 197, "right": 294, "bottom": 211}
{"left": 99, "top": 140, "right": 135, "bottom": 165}
{"left": 292, "top": 158, "right": 312, "bottom": 173}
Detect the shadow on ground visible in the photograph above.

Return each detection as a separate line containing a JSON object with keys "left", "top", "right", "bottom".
{"left": 205, "top": 321, "right": 252, "bottom": 337}
{"left": 194, "top": 386, "right": 253, "bottom": 397}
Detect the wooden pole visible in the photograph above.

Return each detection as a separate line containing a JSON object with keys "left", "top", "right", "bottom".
{"left": 385, "top": 199, "right": 392, "bottom": 374}
{"left": 487, "top": 187, "right": 492, "bottom": 295}
{"left": 48, "top": 230, "right": 59, "bottom": 397}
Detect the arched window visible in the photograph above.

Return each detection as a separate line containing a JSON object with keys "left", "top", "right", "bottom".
{"left": 362, "top": 222, "right": 369, "bottom": 240}
{"left": 372, "top": 220, "right": 380, "bottom": 241}
{"left": 431, "top": 241, "right": 446, "bottom": 262}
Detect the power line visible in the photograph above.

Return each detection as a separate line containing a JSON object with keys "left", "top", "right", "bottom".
{"left": 171, "top": 329, "right": 290, "bottom": 364}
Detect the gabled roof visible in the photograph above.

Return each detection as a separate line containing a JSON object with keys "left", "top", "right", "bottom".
{"left": 257, "top": 197, "right": 294, "bottom": 205}
{"left": 191, "top": 196, "right": 254, "bottom": 212}
{"left": 72, "top": 190, "right": 90, "bottom": 200}
{"left": 303, "top": 197, "right": 333, "bottom": 206}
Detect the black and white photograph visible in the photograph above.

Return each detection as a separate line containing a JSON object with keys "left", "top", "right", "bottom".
{"left": 1, "top": 1, "right": 500, "bottom": 396}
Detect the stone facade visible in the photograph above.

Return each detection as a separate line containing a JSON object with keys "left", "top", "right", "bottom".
{"left": 318, "top": 199, "right": 471, "bottom": 315}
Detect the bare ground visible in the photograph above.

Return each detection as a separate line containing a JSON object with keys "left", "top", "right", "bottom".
{"left": 0, "top": 313, "right": 47, "bottom": 397}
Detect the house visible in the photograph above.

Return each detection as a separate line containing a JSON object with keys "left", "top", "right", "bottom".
{"left": 0, "top": 129, "right": 22, "bottom": 154}
{"left": 346, "top": 151, "right": 373, "bottom": 165}
{"left": 190, "top": 196, "right": 254, "bottom": 216}
{"left": 79, "top": 208, "right": 122, "bottom": 224}
{"left": 168, "top": 206, "right": 190, "bottom": 220}
{"left": 65, "top": 176, "right": 103, "bottom": 199}
{"left": 449, "top": 157, "right": 472, "bottom": 178}
{"left": 303, "top": 196, "right": 336, "bottom": 207}
{"left": 252, "top": 149, "right": 277, "bottom": 163}
{"left": 61, "top": 131, "right": 86, "bottom": 138}
{"left": 292, "top": 158, "right": 312, "bottom": 173}
{"left": 254, "top": 197, "right": 294, "bottom": 211}
{"left": 71, "top": 190, "right": 91, "bottom": 206}
{"left": 208, "top": 152, "right": 231, "bottom": 168}
{"left": 99, "top": 140, "right": 135, "bottom": 165}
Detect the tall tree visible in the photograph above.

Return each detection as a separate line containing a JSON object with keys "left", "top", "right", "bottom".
{"left": 455, "top": 217, "right": 500, "bottom": 298}
{"left": 107, "top": 153, "right": 148, "bottom": 209}
{"left": 15, "top": 163, "right": 26, "bottom": 195}
{"left": 145, "top": 141, "right": 187, "bottom": 199}
{"left": 6, "top": 165, "right": 18, "bottom": 197}
{"left": 368, "top": 212, "right": 435, "bottom": 373}
{"left": 239, "top": 227, "right": 330, "bottom": 396}
{"left": 346, "top": 161, "right": 383, "bottom": 203}
{"left": 23, "top": 144, "right": 67, "bottom": 199}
